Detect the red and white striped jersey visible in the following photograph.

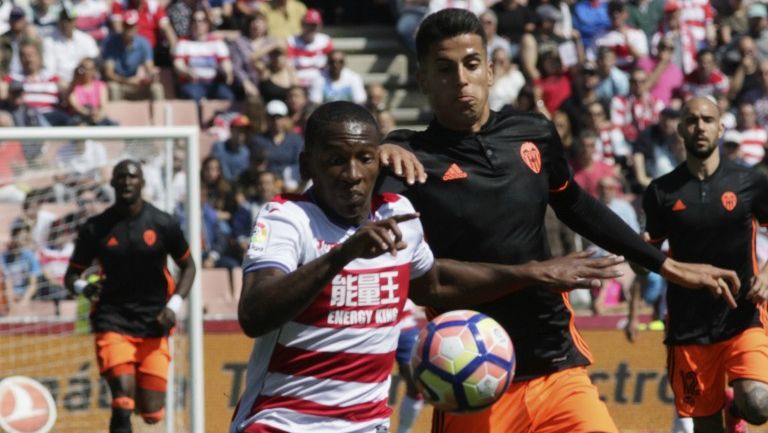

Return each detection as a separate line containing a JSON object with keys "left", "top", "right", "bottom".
{"left": 738, "top": 127, "right": 767, "bottom": 167}
{"left": 231, "top": 192, "right": 435, "bottom": 433}
{"left": 72, "top": 0, "right": 110, "bottom": 41}
{"left": 681, "top": 69, "right": 729, "bottom": 98}
{"left": 174, "top": 35, "right": 230, "bottom": 82}
{"left": 286, "top": 33, "right": 334, "bottom": 87}
{"left": 595, "top": 27, "right": 649, "bottom": 71}
{"left": 677, "top": 0, "right": 713, "bottom": 47}
{"left": 596, "top": 124, "right": 631, "bottom": 166}
{"left": 610, "top": 94, "right": 665, "bottom": 133}
{"left": 3, "top": 72, "right": 61, "bottom": 112}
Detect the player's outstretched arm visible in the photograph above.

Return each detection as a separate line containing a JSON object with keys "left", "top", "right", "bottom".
{"left": 409, "top": 251, "right": 625, "bottom": 309}
{"left": 748, "top": 262, "right": 768, "bottom": 303}
{"left": 660, "top": 258, "right": 741, "bottom": 309}
{"left": 379, "top": 129, "right": 427, "bottom": 185}
{"left": 238, "top": 214, "right": 420, "bottom": 338}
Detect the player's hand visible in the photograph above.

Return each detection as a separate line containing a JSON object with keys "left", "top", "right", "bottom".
{"left": 624, "top": 317, "right": 639, "bottom": 343}
{"left": 747, "top": 269, "right": 768, "bottom": 303}
{"left": 83, "top": 282, "right": 102, "bottom": 301}
{"left": 379, "top": 144, "right": 427, "bottom": 185}
{"left": 157, "top": 308, "right": 176, "bottom": 332}
{"left": 339, "top": 213, "right": 419, "bottom": 260}
{"left": 660, "top": 259, "right": 740, "bottom": 309}
{"left": 530, "top": 251, "right": 625, "bottom": 290}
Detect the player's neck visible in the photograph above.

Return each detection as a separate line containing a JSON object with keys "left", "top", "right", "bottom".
{"left": 116, "top": 199, "right": 145, "bottom": 217}
{"left": 686, "top": 152, "right": 720, "bottom": 180}
{"left": 435, "top": 106, "right": 490, "bottom": 134}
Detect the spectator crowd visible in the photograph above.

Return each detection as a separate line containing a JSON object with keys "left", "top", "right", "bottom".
{"left": 1, "top": 0, "right": 768, "bottom": 320}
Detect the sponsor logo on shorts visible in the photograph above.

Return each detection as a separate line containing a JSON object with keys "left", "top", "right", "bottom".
{"left": 0, "top": 376, "right": 57, "bottom": 433}
{"left": 520, "top": 142, "right": 542, "bottom": 174}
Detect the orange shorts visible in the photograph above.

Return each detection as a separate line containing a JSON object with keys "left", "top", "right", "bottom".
{"left": 95, "top": 332, "right": 171, "bottom": 381}
{"left": 668, "top": 327, "right": 768, "bottom": 418}
{"left": 432, "top": 367, "right": 617, "bottom": 433}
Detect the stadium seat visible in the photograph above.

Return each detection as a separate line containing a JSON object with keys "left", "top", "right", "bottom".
{"left": 152, "top": 100, "right": 199, "bottom": 127}
{"left": 201, "top": 268, "right": 237, "bottom": 317}
{"left": 103, "top": 101, "right": 153, "bottom": 126}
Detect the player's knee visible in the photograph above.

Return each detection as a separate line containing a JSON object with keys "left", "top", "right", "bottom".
{"left": 740, "top": 387, "right": 768, "bottom": 425}
{"left": 112, "top": 396, "right": 135, "bottom": 411}
{"left": 141, "top": 408, "right": 165, "bottom": 424}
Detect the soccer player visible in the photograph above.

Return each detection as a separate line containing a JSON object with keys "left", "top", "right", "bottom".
{"left": 639, "top": 96, "right": 768, "bottom": 433}
{"left": 64, "top": 160, "right": 197, "bottom": 433}
{"left": 379, "top": 9, "right": 741, "bottom": 433}
{"left": 231, "top": 101, "right": 627, "bottom": 433}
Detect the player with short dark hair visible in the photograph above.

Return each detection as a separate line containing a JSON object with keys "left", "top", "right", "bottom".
{"left": 379, "top": 8, "right": 741, "bottom": 433}
{"left": 640, "top": 96, "right": 768, "bottom": 433}
{"left": 64, "top": 159, "right": 197, "bottom": 433}
{"left": 230, "top": 101, "right": 625, "bottom": 433}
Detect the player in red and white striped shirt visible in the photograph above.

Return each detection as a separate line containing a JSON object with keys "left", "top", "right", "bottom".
{"left": 231, "top": 101, "right": 623, "bottom": 433}
{"left": 736, "top": 102, "right": 767, "bottom": 167}
{"left": 677, "top": 0, "right": 715, "bottom": 49}
{"left": 286, "top": 9, "right": 334, "bottom": 87}
{"left": 610, "top": 68, "right": 665, "bottom": 142}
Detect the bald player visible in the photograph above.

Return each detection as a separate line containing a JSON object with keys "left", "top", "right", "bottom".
{"left": 641, "top": 96, "right": 768, "bottom": 433}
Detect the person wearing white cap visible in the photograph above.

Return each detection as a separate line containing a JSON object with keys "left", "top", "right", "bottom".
{"left": 253, "top": 99, "right": 304, "bottom": 191}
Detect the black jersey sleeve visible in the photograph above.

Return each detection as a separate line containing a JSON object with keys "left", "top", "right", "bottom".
{"left": 642, "top": 181, "right": 667, "bottom": 245}
{"left": 549, "top": 180, "right": 667, "bottom": 272}
{"left": 164, "top": 215, "right": 191, "bottom": 262}
{"left": 753, "top": 170, "right": 768, "bottom": 226}
{"left": 543, "top": 117, "right": 573, "bottom": 191}
{"left": 377, "top": 129, "right": 419, "bottom": 195}
{"left": 70, "top": 221, "right": 97, "bottom": 270}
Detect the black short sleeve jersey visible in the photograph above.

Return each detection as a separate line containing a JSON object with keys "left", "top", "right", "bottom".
{"left": 70, "top": 203, "right": 191, "bottom": 337}
{"left": 379, "top": 110, "right": 593, "bottom": 381}
{"left": 643, "top": 160, "right": 768, "bottom": 345}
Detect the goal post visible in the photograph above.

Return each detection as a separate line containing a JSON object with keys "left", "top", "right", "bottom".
{"left": 0, "top": 126, "right": 204, "bottom": 433}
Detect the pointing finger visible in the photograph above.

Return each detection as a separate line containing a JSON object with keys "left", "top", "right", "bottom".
{"left": 391, "top": 213, "right": 420, "bottom": 224}
{"left": 717, "top": 277, "right": 738, "bottom": 310}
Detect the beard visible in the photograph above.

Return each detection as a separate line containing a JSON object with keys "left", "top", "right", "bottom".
{"left": 684, "top": 138, "right": 718, "bottom": 160}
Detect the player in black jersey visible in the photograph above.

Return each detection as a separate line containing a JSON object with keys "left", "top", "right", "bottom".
{"left": 378, "top": 9, "right": 742, "bottom": 433}
{"left": 64, "top": 160, "right": 197, "bottom": 433}
{"left": 638, "top": 96, "right": 768, "bottom": 433}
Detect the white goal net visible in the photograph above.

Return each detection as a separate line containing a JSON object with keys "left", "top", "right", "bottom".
{"left": 0, "top": 128, "right": 203, "bottom": 433}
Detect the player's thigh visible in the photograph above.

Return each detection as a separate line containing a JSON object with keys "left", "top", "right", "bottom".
{"left": 669, "top": 344, "right": 726, "bottom": 418}
{"left": 529, "top": 367, "right": 617, "bottom": 433}
{"left": 725, "top": 328, "right": 768, "bottom": 384}
{"left": 434, "top": 380, "right": 526, "bottom": 433}
{"left": 731, "top": 379, "right": 768, "bottom": 424}
{"left": 691, "top": 412, "right": 724, "bottom": 433}
{"left": 135, "top": 336, "right": 170, "bottom": 412}
{"left": 95, "top": 332, "right": 138, "bottom": 376}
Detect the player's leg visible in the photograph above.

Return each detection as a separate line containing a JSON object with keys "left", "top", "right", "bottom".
{"left": 135, "top": 336, "right": 172, "bottom": 424}
{"left": 669, "top": 343, "right": 727, "bottom": 433}
{"left": 395, "top": 326, "right": 423, "bottom": 433}
{"left": 95, "top": 332, "right": 140, "bottom": 433}
{"left": 434, "top": 379, "right": 529, "bottom": 433}
{"left": 731, "top": 380, "right": 768, "bottom": 425}
{"left": 692, "top": 413, "right": 724, "bottom": 433}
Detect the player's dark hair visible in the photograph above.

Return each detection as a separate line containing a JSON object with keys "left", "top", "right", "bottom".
{"left": 304, "top": 101, "right": 379, "bottom": 152}
{"left": 113, "top": 159, "right": 143, "bottom": 177}
{"left": 415, "top": 8, "right": 487, "bottom": 65}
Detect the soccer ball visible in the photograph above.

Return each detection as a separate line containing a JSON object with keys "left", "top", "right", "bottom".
{"left": 410, "top": 310, "right": 515, "bottom": 413}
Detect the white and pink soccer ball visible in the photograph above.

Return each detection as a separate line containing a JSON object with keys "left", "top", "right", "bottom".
{"left": 410, "top": 310, "right": 515, "bottom": 413}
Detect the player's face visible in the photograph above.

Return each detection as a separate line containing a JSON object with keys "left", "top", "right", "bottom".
{"left": 111, "top": 162, "right": 144, "bottom": 204}
{"left": 678, "top": 98, "right": 724, "bottom": 160}
{"left": 417, "top": 33, "right": 493, "bottom": 131}
{"left": 302, "top": 122, "right": 380, "bottom": 225}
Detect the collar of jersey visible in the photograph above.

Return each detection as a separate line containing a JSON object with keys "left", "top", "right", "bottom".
{"left": 305, "top": 188, "right": 374, "bottom": 231}
{"left": 427, "top": 110, "right": 497, "bottom": 141}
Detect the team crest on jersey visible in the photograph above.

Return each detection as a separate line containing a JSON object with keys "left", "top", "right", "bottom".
{"left": 143, "top": 229, "right": 157, "bottom": 246}
{"left": 721, "top": 191, "right": 737, "bottom": 211}
{"left": 520, "top": 142, "right": 542, "bottom": 174}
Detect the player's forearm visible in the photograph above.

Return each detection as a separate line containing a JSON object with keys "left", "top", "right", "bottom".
{"left": 550, "top": 182, "right": 666, "bottom": 272}
{"left": 410, "top": 259, "right": 534, "bottom": 308}
{"left": 173, "top": 258, "right": 197, "bottom": 299}
{"left": 238, "top": 247, "right": 353, "bottom": 337}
